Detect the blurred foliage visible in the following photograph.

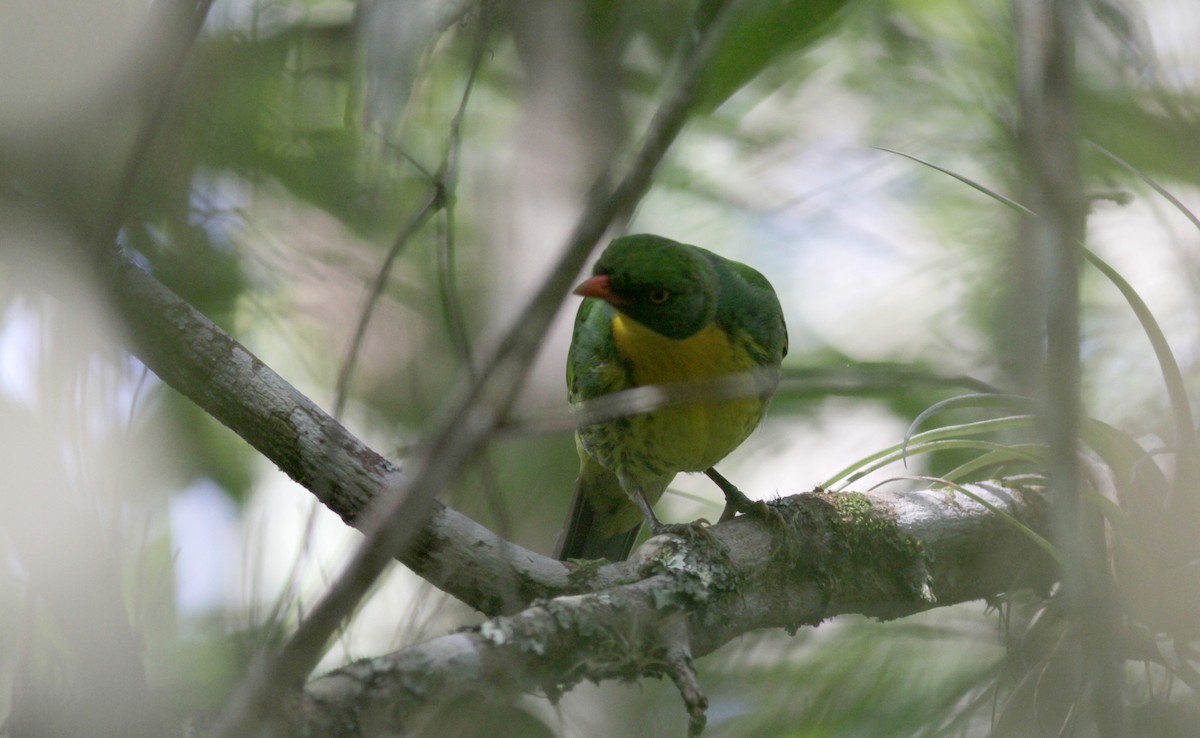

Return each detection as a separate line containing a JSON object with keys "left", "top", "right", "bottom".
{"left": 700, "top": 0, "right": 853, "bottom": 109}
{"left": 701, "top": 615, "right": 1004, "bottom": 738}
{"left": 4, "top": 0, "right": 1200, "bottom": 735}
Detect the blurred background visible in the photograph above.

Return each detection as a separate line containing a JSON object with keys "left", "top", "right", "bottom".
{"left": 2, "top": 0, "right": 1200, "bottom": 735}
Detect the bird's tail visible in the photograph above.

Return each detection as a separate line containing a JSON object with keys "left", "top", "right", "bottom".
{"left": 554, "top": 456, "right": 642, "bottom": 563}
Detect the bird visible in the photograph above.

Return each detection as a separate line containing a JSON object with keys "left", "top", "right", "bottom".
{"left": 554, "top": 233, "right": 788, "bottom": 562}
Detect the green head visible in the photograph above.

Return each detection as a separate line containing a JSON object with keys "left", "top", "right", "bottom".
{"left": 574, "top": 234, "right": 718, "bottom": 340}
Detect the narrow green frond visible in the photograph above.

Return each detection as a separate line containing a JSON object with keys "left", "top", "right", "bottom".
{"left": 873, "top": 147, "right": 1036, "bottom": 216}
{"left": 829, "top": 439, "right": 1030, "bottom": 490}
{"left": 904, "top": 394, "right": 1036, "bottom": 462}
{"left": 940, "top": 444, "right": 1048, "bottom": 483}
{"left": 825, "top": 416, "right": 1038, "bottom": 489}
{"left": 1082, "top": 249, "right": 1194, "bottom": 450}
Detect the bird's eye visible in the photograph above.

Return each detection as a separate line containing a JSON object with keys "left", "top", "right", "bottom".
{"left": 648, "top": 288, "right": 671, "bottom": 304}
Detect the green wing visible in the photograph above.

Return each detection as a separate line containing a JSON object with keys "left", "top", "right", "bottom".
{"left": 702, "top": 248, "right": 789, "bottom": 364}
{"left": 566, "top": 297, "right": 630, "bottom": 404}
{"left": 560, "top": 297, "right": 644, "bottom": 561}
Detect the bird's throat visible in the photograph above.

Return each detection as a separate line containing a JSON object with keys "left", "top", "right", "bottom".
{"left": 610, "top": 314, "right": 751, "bottom": 385}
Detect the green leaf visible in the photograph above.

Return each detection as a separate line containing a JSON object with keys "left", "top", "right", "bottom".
{"left": 824, "top": 415, "right": 1038, "bottom": 489}
{"left": 700, "top": 0, "right": 853, "bottom": 110}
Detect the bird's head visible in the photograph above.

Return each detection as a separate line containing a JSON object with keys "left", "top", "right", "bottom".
{"left": 573, "top": 234, "right": 719, "bottom": 340}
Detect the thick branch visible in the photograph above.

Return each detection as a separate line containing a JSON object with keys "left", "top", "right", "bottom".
{"left": 108, "top": 249, "right": 604, "bottom": 612}
{"left": 291, "top": 484, "right": 1050, "bottom": 735}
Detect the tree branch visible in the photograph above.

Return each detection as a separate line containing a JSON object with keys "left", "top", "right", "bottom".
{"left": 108, "top": 248, "right": 612, "bottom": 611}
{"left": 287, "top": 484, "right": 1050, "bottom": 736}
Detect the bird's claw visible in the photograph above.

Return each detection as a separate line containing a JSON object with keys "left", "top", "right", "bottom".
{"left": 720, "top": 495, "right": 785, "bottom": 523}
{"left": 717, "top": 486, "right": 761, "bottom": 522}
{"left": 650, "top": 520, "right": 715, "bottom": 543}
{"left": 706, "top": 467, "right": 775, "bottom": 523}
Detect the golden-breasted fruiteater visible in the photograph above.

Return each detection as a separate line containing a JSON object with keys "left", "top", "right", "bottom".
{"left": 555, "top": 234, "right": 788, "bottom": 561}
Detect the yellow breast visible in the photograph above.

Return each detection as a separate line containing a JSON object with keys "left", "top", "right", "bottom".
{"left": 608, "top": 314, "right": 766, "bottom": 472}
{"left": 611, "top": 314, "right": 752, "bottom": 384}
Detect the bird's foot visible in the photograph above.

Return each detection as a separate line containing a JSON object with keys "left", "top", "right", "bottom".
{"left": 649, "top": 519, "right": 715, "bottom": 545}
{"left": 705, "top": 468, "right": 788, "bottom": 529}
{"left": 719, "top": 493, "right": 791, "bottom": 528}
{"left": 717, "top": 486, "right": 765, "bottom": 522}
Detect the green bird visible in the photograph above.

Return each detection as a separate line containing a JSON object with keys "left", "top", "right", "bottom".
{"left": 555, "top": 234, "right": 788, "bottom": 562}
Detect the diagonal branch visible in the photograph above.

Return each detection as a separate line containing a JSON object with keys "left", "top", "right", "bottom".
{"left": 211, "top": 4, "right": 743, "bottom": 730}
{"left": 107, "top": 247, "right": 616, "bottom": 608}
{"left": 114, "top": 2, "right": 741, "bottom": 730}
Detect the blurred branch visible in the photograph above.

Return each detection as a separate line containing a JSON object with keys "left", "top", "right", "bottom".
{"left": 156, "top": 1, "right": 742, "bottom": 733}
{"left": 1014, "top": 0, "right": 1126, "bottom": 735}
{"left": 573, "top": 367, "right": 781, "bottom": 426}
{"left": 284, "top": 484, "right": 1050, "bottom": 737}
{"left": 571, "top": 365, "right": 996, "bottom": 428}
{"left": 499, "top": 365, "right": 999, "bottom": 439}
{"left": 99, "top": 0, "right": 218, "bottom": 248}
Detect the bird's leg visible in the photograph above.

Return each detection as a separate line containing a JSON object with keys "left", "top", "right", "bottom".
{"left": 631, "top": 486, "right": 714, "bottom": 543}
{"left": 705, "top": 467, "right": 792, "bottom": 531}
{"left": 705, "top": 467, "right": 763, "bottom": 522}
{"left": 632, "top": 486, "right": 667, "bottom": 531}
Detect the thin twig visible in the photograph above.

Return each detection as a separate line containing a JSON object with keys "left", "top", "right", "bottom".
{"left": 434, "top": 6, "right": 486, "bottom": 373}
{"left": 433, "top": 0, "right": 524, "bottom": 613}
{"left": 335, "top": 4, "right": 493, "bottom": 418}
{"left": 98, "top": 0, "right": 218, "bottom": 252}
{"left": 333, "top": 190, "right": 440, "bottom": 419}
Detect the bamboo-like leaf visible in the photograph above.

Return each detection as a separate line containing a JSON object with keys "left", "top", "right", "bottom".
{"left": 903, "top": 393, "right": 1035, "bottom": 462}
{"left": 825, "top": 416, "right": 1038, "bottom": 489}
{"left": 1081, "top": 249, "right": 1195, "bottom": 450}
{"left": 830, "top": 439, "right": 1031, "bottom": 491}
{"left": 939, "top": 444, "right": 1048, "bottom": 483}
{"left": 874, "top": 147, "right": 1035, "bottom": 216}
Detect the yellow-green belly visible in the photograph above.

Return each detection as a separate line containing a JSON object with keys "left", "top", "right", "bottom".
{"left": 578, "top": 314, "right": 769, "bottom": 480}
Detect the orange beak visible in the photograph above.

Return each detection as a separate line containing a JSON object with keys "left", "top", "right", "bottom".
{"left": 572, "top": 274, "right": 625, "bottom": 304}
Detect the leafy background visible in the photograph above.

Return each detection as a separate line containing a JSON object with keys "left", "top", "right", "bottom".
{"left": 2, "top": 0, "right": 1200, "bottom": 735}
